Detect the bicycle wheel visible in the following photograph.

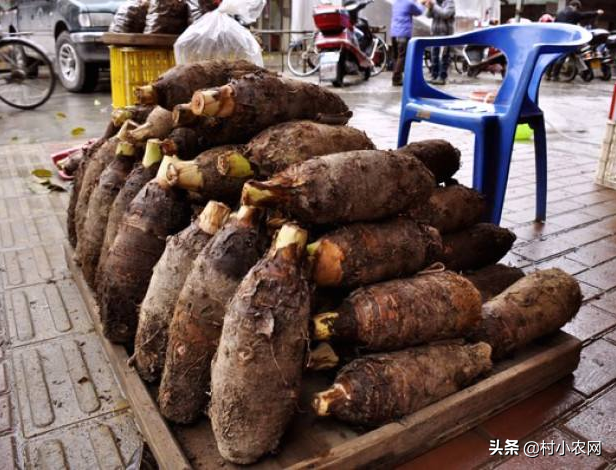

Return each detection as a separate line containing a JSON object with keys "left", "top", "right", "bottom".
{"left": 287, "top": 35, "right": 320, "bottom": 77}
{"left": 369, "top": 37, "right": 388, "bottom": 77}
{"left": 453, "top": 54, "right": 467, "bottom": 74}
{"left": 0, "top": 38, "right": 56, "bottom": 110}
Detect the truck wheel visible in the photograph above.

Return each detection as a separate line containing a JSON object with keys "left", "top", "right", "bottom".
{"left": 56, "top": 32, "right": 99, "bottom": 92}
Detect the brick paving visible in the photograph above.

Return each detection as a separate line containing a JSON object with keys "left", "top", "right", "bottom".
{"left": 1, "top": 71, "right": 616, "bottom": 468}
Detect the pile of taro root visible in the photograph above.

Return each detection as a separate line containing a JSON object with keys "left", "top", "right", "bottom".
{"left": 67, "top": 59, "right": 583, "bottom": 465}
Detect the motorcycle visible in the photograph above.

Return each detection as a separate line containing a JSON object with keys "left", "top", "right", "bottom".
{"left": 559, "top": 28, "right": 612, "bottom": 82}
{"left": 462, "top": 44, "right": 507, "bottom": 78}
{"left": 313, "top": 0, "right": 387, "bottom": 87}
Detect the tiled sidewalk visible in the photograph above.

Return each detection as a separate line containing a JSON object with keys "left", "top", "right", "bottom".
{"left": 0, "top": 143, "right": 142, "bottom": 469}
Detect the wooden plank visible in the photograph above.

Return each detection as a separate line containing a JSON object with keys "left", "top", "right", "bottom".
{"left": 102, "top": 32, "right": 178, "bottom": 47}
{"left": 65, "top": 241, "right": 581, "bottom": 470}
{"left": 64, "top": 243, "right": 191, "bottom": 470}
{"left": 291, "top": 333, "right": 581, "bottom": 470}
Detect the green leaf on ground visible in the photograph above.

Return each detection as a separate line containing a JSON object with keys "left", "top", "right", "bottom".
{"left": 71, "top": 127, "right": 86, "bottom": 137}
{"left": 10, "top": 136, "right": 18, "bottom": 142}
{"left": 31, "top": 168, "right": 53, "bottom": 179}
{"left": 56, "top": 112, "right": 67, "bottom": 119}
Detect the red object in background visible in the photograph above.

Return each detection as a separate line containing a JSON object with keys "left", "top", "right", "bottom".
{"left": 50, "top": 139, "right": 96, "bottom": 180}
{"left": 609, "top": 83, "right": 616, "bottom": 121}
{"left": 313, "top": 6, "right": 352, "bottom": 34}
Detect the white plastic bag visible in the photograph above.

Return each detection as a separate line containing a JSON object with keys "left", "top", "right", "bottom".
{"left": 174, "top": 0, "right": 265, "bottom": 66}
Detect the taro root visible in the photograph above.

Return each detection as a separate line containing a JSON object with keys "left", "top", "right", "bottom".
{"left": 159, "top": 146, "right": 252, "bottom": 204}
{"left": 132, "top": 201, "right": 230, "bottom": 383}
{"left": 98, "top": 157, "right": 191, "bottom": 343}
{"left": 159, "top": 206, "right": 268, "bottom": 423}
{"left": 408, "top": 184, "right": 487, "bottom": 234}
{"left": 209, "top": 224, "right": 311, "bottom": 464}
{"left": 97, "top": 139, "right": 163, "bottom": 279}
{"left": 470, "top": 268, "right": 582, "bottom": 359}
{"left": 309, "top": 218, "right": 442, "bottom": 288}
{"left": 440, "top": 223, "right": 516, "bottom": 272}
{"left": 393, "top": 139, "right": 461, "bottom": 184}
{"left": 190, "top": 73, "right": 352, "bottom": 143}
{"left": 313, "top": 271, "right": 482, "bottom": 351}
{"left": 76, "top": 141, "right": 139, "bottom": 287}
{"left": 313, "top": 342, "right": 492, "bottom": 426}
{"left": 143, "top": 0, "right": 188, "bottom": 34}
{"left": 245, "top": 121, "right": 375, "bottom": 178}
{"left": 126, "top": 106, "right": 174, "bottom": 143}
{"left": 135, "top": 59, "right": 269, "bottom": 109}
{"left": 242, "top": 149, "right": 435, "bottom": 225}
{"left": 73, "top": 136, "right": 121, "bottom": 249}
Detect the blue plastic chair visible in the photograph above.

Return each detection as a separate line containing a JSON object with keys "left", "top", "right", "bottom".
{"left": 397, "top": 24, "right": 591, "bottom": 224}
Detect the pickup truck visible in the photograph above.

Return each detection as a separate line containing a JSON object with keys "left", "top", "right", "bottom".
{"left": 0, "top": 0, "right": 123, "bottom": 92}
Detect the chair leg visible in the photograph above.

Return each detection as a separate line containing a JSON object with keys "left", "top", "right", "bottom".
{"left": 472, "top": 132, "right": 488, "bottom": 192}
{"left": 476, "top": 124, "right": 515, "bottom": 225}
{"left": 531, "top": 117, "right": 547, "bottom": 222}
{"left": 397, "top": 118, "right": 412, "bottom": 148}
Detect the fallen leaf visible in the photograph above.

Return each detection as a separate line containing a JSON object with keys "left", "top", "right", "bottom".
{"left": 31, "top": 168, "right": 53, "bottom": 179}
{"left": 25, "top": 180, "right": 50, "bottom": 194}
{"left": 71, "top": 127, "right": 85, "bottom": 137}
{"left": 10, "top": 136, "right": 18, "bottom": 142}
{"left": 56, "top": 112, "right": 67, "bottom": 119}
{"left": 94, "top": 99, "right": 101, "bottom": 106}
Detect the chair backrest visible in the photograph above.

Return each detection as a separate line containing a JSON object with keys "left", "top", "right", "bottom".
{"left": 404, "top": 23, "right": 590, "bottom": 115}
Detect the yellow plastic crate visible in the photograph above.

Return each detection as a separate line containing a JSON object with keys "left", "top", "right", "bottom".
{"left": 110, "top": 46, "right": 175, "bottom": 108}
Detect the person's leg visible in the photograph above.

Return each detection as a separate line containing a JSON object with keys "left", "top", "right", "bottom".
{"left": 431, "top": 46, "right": 441, "bottom": 79}
{"left": 392, "top": 37, "right": 407, "bottom": 85}
{"left": 440, "top": 46, "right": 451, "bottom": 81}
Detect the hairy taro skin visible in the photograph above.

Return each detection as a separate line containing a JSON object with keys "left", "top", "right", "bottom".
{"left": 209, "top": 246, "right": 311, "bottom": 464}
{"left": 98, "top": 181, "right": 191, "bottom": 343}
{"left": 97, "top": 162, "right": 160, "bottom": 280}
{"left": 463, "top": 264, "right": 525, "bottom": 302}
{"left": 250, "top": 149, "right": 435, "bottom": 225}
{"left": 393, "top": 139, "right": 461, "bottom": 184}
{"left": 313, "top": 218, "right": 442, "bottom": 288}
{"left": 246, "top": 120, "right": 375, "bottom": 178}
{"left": 331, "top": 271, "right": 482, "bottom": 350}
{"left": 158, "top": 217, "right": 268, "bottom": 423}
{"left": 324, "top": 342, "right": 492, "bottom": 426}
{"left": 471, "top": 268, "right": 582, "bottom": 359}
{"left": 133, "top": 220, "right": 219, "bottom": 383}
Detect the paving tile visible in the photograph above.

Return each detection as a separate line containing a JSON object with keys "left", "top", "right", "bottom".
{"left": 0, "top": 435, "right": 16, "bottom": 470}
{"left": 512, "top": 222, "right": 565, "bottom": 242}
{"left": 546, "top": 199, "right": 586, "bottom": 217}
{"left": 567, "top": 239, "right": 616, "bottom": 268}
{"left": 494, "top": 428, "right": 607, "bottom": 469}
{"left": 548, "top": 211, "right": 598, "bottom": 231}
{"left": 573, "top": 340, "right": 616, "bottom": 397}
{"left": 564, "top": 386, "right": 616, "bottom": 456}
{"left": 578, "top": 282, "right": 604, "bottom": 302}
{"left": 0, "top": 362, "right": 7, "bottom": 394}
{"left": 11, "top": 332, "right": 129, "bottom": 438}
{"left": 557, "top": 225, "right": 613, "bottom": 248}
{"left": 4, "top": 280, "right": 93, "bottom": 347}
{"left": 513, "top": 237, "right": 576, "bottom": 262}
{"left": 397, "top": 429, "right": 493, "bottom": 470}
{"left": 0, "top": 195, "right": 67, "bottom": 223}
{"left": 576, "top": 259, "right": 616, "bottom": 291}
{"left": 0, "top": 216, "right": 66, "bottom": 251}
{"left": 23, "top": 412, "right": 141, "bottom": 470}
{"left": 533, "top": 257, "right": 588, "bottom": 276}
{"left": 482, "top": 378, "right": 583, "bottom": 441}
{"left": 0, "top": 244, "right": 70, "bottom": 290}
{"left": 591, "top": 290, "right": 616, "bottom": 315}
{"left": 582, "top": 200, "right": 616, "bottom": 218}
{"left": 574, "top": 190, "right": 616, "bottom": 205}
{"left": 0, "top": 394, "right": 11, "bottom": 434}
{"left": 605, "top": 330, "right": 616, "bottom": 344}
{"left": 562, "top": 305, "right": 616, "bottom": 342}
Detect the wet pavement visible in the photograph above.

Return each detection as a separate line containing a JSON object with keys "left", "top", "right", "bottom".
{"left": 1, "top": 69, "right": 616, "bottom": 469}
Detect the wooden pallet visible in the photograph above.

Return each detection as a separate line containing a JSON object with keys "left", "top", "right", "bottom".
{"left": 102, "top": 32, "right": 178, "bottom": 48}
{"left": 65, "top": 243, "right": 582, "bottom": 470}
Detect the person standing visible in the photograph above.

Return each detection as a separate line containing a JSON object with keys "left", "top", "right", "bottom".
{"left": 548, "top": 0, "right": 603, "bottom": 79}
{"left": 425, "top": 0, "right": 455, "bottom": 85}
{"left": 390, "top": 0, "right": 426, "bottom": 86}
{"left": 555, "top": 0, "right": 603, "bottom": 25}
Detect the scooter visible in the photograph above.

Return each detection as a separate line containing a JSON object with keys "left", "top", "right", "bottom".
{"left": 559, "top": 29, "right": 612, "bottom": 82}
{"left": 463, "top": 45, "right": 507, "bottom": 78}
{"left": 313, "top": 0, "right": 386, "bottom": 87}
